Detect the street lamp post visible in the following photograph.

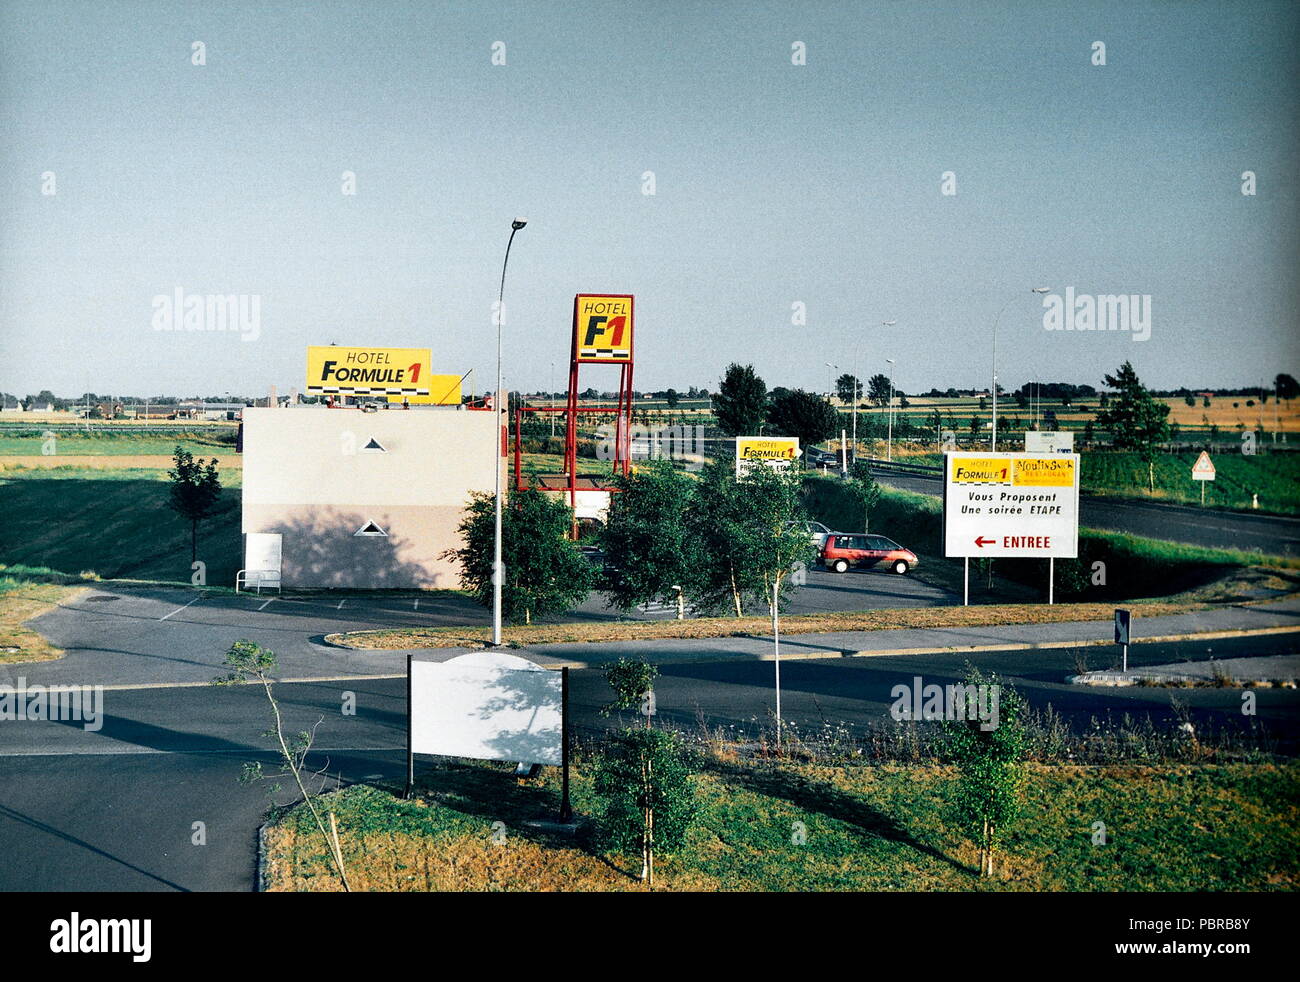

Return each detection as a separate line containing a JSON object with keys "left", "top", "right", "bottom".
{"left": 851, "top": 320, "right": 895, "bottom": 469}
{"left": 492, "top": 218, "right": 527, "bottom": 646}
{"left": 885, "top": 358, "right": 896, "bottom": 462}
{"left": 991, "top": 287, "right": 1051, "bottom": 450}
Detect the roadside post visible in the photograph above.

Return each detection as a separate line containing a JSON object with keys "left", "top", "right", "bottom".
{"left": 1192, "top": 450, "right": 1215, "bottom": 506}
{"left": 1115, "top": 608, "right": 1131, "bottom": 673}
{"left": 772, "top": 579, "right": 782, "bottom": 748}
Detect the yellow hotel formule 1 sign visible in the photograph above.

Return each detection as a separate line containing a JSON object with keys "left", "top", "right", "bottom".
{"left": 735, "top": 436, "right": 800, "bottom": 476}
{"left": 573, "top": 294, "right": 633, "bottom": 363}
{"left": 305, "top": 346, "right": 457, "bottom": 404}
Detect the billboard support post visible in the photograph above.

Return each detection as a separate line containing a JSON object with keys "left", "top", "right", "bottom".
{"left": 404, "top": 652, "right": 414, "bottom": 799}
{"left": 963, "top": 557, "right": 969, "bottom": 606}
{"left": 1048, "top": 558, "right": 1054, "bottom": 605}
{"left": 559, "top": 667, "right": 572, "bottom": 823}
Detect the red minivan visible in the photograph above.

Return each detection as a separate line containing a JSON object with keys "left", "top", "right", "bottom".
{"left": 820, "top": 533, "right": 918, "bottom": 575}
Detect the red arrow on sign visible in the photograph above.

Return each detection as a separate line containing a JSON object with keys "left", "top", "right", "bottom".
{"left": 975, "top": 536, "right": 996, "bottom": 547}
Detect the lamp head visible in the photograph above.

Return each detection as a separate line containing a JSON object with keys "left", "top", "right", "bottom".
{"left": 512, "top": 218, "right": 528, "bottom": 230}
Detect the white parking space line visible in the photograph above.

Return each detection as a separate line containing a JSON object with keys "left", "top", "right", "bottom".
{"left": 159, "top": 595, "right": 202, "bottom": 621}
{"left": 337, "top": 598, "right": 346, "bottom": 610}
{"left": 258, "top": 598, "right": 276, "bottom": 611}
{"left": 413, "top": 599, "right": 419, "bottom": 611}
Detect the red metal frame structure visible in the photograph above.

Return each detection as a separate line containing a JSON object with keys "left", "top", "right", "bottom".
{"left": 512, "top": 293, "right": 634, "bottom": 514}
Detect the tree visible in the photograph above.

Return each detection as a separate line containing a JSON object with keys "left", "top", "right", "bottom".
{"left": 664, "top": 388, "right": 680, "bottom": 408}
{"left": 712, "top": 363, "right": 768, "bottom": 436}
{"left": 835, "top": 373, "right": 862, "bottom": 406}
{"left": 944, "top": 668, "right": 1028, "bottom": 877}
{"left": 766, "top": 388, "right": 839, "bottom": 449}
{"left": 683, "top": 460, "right": 811, "bottom": 617}
{"left": 847, "top": 459, "right": 882, "bottom": 532}
{"left": 867, "top": 373, "right": 892, "bottom": 407}
{"left": 213, "top": 640, "right": 350, "bottom": 891}
{"left": 599, "top": 460, "right": 697, "bottom": 618}
{"left": 740, "top": 463, "right": 817, "bottom": 613}
{"left": 684, "top": 461, "right": 758, "bottom": 616}
{"left": 167, "top": 447, "right": 222, "bottom": 564}
{"left": 447, "top": 486, "right": 594, "bottom": 624}
{"left": 601, "top": 659, "right": 659, "bottom": 725}
{"left": 1276, "top": 373, "right": 1300, "bottom": 402}
{"left": 1095, "top": 361, "right": 1171, "bottom": 493}
{"left": 593, "top": 726, "right": 697, "bottom": 887}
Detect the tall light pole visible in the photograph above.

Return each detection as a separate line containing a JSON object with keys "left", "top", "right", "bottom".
{"left": 825, "top": 362, "right": 838, "bottom": 402}
{"left": 885, "top": 358, "right": 896, "bottom": 462}
{"left": 991, "top": 287, "right": 1050, "bottom": 450}
{"left": 851, "top": 320, "right": 895, "bottom": 468}
{"left": 492, "top": 218, "right": 527, "bottom": 646}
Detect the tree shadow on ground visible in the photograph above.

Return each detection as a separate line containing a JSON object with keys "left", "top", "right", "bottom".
{"left": 705, "top": 757, "right": 970, "bottom": 874}
{"left": 401, "top": 761, "right": 579, "bottom": 851}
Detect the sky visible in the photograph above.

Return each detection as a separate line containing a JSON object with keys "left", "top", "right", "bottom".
{"left": 1, "top": 0, "right": 1297, "bottom": 400}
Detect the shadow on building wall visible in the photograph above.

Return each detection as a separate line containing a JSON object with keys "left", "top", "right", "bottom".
{"left": 264, "top": 509, "right": 454, "bottom": 590}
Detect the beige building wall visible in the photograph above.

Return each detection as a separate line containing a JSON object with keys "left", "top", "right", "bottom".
{"left": 241, "top": 407, "right": 498, "bottom": 589}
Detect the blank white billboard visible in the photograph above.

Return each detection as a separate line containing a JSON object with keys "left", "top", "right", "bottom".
{"left": 410, "top": 651, "right": 563, "bottom": 766}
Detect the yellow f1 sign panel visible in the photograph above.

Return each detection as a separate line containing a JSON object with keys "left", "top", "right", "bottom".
{"left": 306, "top": 346, "right": 432, "bottom": 397}
{"left": 386, "top": 375, "right": 463, "bottom": 406}
{"left": 574, "top": 295, "right": 633, "bottom": 363}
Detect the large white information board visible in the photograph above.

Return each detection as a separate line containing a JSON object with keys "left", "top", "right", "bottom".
{"left": 409, "top": 651, "right": 563, "bottom": 766}
{"left": 943, "top": 451, "right": 1080, "bottom": 559}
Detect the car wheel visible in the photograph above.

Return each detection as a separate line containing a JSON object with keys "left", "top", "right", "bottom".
{"left": 832, "top": 559, "right": 849, "bottom": 574}
{"left": 892, "top": 560, "right": 909, "bottom": 575}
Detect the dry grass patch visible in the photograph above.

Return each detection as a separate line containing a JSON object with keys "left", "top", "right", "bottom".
{"left": 331, "top": 599, "right": 1218, "bottom": 651}
{"left": 0, "top": 581, "right": 86, "bottom": 663}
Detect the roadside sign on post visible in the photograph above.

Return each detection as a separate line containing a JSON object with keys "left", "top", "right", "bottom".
{"left": 1024, "top": 430, "right": 1074, "bottom": 454}
{"left": 942, "top": 452, "right": 1081, "bottom": 559}
{"left": 735, "top": 436, "right": 799, "bottom": 477}
{"left": 573, "top": 294, "right": 634, "bottom": 363}
{"left": 1192, "top": 451, "right": 1215, "bottom": 506}
{"left": 1115, "top": 608, "right": 1131, "bottom": 672}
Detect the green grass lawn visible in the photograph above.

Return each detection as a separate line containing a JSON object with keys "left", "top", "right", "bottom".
{"left": 1081, "top": 451, "right": 1300, "bottom": 513}
{"left": 263, "top": 759, "right": 1300, "bottom": 891}
{"left": 0, "top": 468, "right": 241, "bottom": 584}
{"left": 0, "top": 430, "right": 234, "bottom": 455}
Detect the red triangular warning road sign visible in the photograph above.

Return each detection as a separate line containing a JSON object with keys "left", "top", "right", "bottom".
{"left": 1191, "top": 451, "right": 1215, "bottom": 479}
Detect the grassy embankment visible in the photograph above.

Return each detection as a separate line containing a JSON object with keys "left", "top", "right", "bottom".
{"left": 263, "top": 758, "right": 1300, "bottom": 892}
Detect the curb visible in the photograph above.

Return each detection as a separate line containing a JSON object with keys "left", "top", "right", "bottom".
{"left": 328, "top": 624, "right": 1300, "bottom": 672}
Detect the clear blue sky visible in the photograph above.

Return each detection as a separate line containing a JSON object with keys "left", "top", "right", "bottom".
{"left": 2, "top": 0, "right": 1296, "bottom": 400}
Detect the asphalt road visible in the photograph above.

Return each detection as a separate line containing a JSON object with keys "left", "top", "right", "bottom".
{"left": 872, "top": 468, "right": 1300, "bottom": 557}
{"left": 2, "top": 632, "right": 1296, "bottom": 891}
{"left": 7, "top": 566, "right": 954, "bottom": 687}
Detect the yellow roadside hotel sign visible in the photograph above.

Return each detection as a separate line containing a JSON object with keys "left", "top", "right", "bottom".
{"left": 386, "top": 375, "right": 462, "bottom": 406}
{"left": 573, "top": 295, "right": 634, "bottom": 362}
{"left": 735, "top": 436, "right": 800, "bottom": 476}
{"left": 306, "top": 346, "right": 437, "bottom": 398}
